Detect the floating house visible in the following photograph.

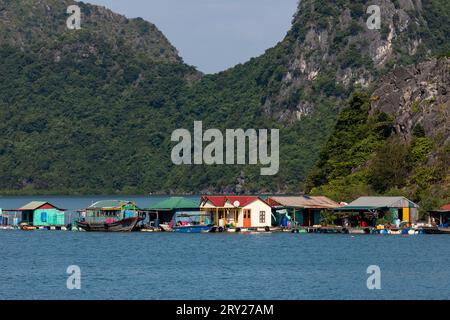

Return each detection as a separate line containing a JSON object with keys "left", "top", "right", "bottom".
{"left": 200, "top": 196, "right": 272, "bottom": 229}
{"left": 333, "top": 196, "right": 419, "bottom": 226}
{"left": 145, "top": 197, "right": 201, "bottom": 227}
{"left": 1, "top": 201, "right": 66, "bottom": 227}
{"left": 77, "top": 200, "right": 142, "bottom": 232}
{"left": 267, "top": 196, "right": 341, "bottom": 227}
{"left": 429, "top": 203, "right": 450, "bottom": 226}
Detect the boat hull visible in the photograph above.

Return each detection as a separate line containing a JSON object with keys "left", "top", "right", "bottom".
{"left": 438, "top": 228, "right": 450, "bottom": 234}
{"left": 420, "top": 227, "right": 450, "bottom": 235}
{"left": 172, "top": 225, "right": 213, "bottom": 233}
{"left": 76, "top": 217, "right": 141, "bottom": 232}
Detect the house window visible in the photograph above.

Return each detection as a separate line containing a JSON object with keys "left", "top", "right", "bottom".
{"left": 41, "top": 212, "right": 47, "bottom": 222}
{"left": 259, "top": 211, "right": 266, "bottom": 223}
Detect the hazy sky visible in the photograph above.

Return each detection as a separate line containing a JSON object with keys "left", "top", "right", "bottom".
{"left": 86, "top": 0, "right": 299, "bottom": 74}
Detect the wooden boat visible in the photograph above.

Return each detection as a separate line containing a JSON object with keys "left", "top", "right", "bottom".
{"left": 76, "top": 200, "right": 144, "bottom": 232}
{"left": 419, "top": 227, "right": 441, "bottom": 234}
{"left": 438, "top": 228, "right": 450, "bottom": 234}
{"left": 76, "top": 217, "right": 142, "bottom": 232}
{"left": 420, "top": 227, "right": 450, "bottom": 235}
{"left": 19, "top": 223, "right": 36, "bottom": 231}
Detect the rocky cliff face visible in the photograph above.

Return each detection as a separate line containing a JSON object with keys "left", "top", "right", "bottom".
{"left": 261, "top": 0, "right": 449, "bottom": 123}
{"left": 370, "top": 58, "right": 450, "bottom": 198}
{"left": 371, "top": 57, "right": 450, "bottom": 146}
{"left": 305, "top": 56, "right": 449, "bottom": 207}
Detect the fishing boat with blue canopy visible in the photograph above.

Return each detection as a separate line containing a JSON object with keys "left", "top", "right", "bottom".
{"left": 145, "top": 197, "right": 213, "bottom": 232}
{"left": 171, "top": 212, "right": 214, "bottom": 233}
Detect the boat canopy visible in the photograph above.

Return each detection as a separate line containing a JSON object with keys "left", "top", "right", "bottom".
{"left": 88, "top": 200, "right": 136, "bottom": 210}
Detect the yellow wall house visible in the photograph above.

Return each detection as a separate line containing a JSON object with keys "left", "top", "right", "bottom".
{"left": 336, "top": 196, "right": 419, "bottom": 224}
{"left": 200, "top": 196, "right": 272, "bottom": 229}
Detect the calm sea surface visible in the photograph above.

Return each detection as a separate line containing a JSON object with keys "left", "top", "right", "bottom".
{"left": 1, "top": 196, "right": 450, "bottom": 300}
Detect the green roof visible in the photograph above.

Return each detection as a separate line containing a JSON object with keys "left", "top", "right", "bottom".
{"left": 146, "top": 197, "right": 199, "bottom": 211}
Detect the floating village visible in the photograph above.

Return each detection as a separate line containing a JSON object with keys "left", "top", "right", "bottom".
{"left": 0, "top": 195, "right": 449, "bottom": 235}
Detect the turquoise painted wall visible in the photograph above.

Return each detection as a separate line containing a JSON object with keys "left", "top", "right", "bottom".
{"left": 33, "top": 209, "right": 65, "bottom": 226}
{"left": 314, "top": 210, "right": 321, "bottom": 225}
{"left": 297, "top": 211, "right": 304, "bottom": 225}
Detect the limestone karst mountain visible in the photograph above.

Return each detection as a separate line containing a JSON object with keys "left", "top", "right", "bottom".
{"left": 0, "top": 0, "right": 448, "bottom": 200}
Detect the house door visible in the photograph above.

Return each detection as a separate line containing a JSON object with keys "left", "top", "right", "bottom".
{"left": 303, "top": 210, "right": 311, "bottom": 226}
{"left": 243, "top": 209, "right": 251, "bottom": 228}
{"left": 403, "top": 208, "right": 410, "bottom": 222}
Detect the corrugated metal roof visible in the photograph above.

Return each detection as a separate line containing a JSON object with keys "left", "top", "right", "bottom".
{"left": 147, "top": 197, "right": 199, "bottom": 211}
{"left": 333, "top": 206, "right": 378, "bottom": 211}
{"left": 18, "top": 201, "right": 52, "bottom": 211}
{"left": 441, "top": 203, "right": 450, "bottom": 211}
{"left": 346, "top": 196, "right": 419, "bottom": 208}
{"left": 88, "top": 200, "right": 134, "bottom": 209}
{"left": 268, "top": 196, "right": 341, "bottom": 209}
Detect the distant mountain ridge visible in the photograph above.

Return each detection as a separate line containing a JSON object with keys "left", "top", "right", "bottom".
{"left": 0, "top": 0, "right": 182, "bottom": 63}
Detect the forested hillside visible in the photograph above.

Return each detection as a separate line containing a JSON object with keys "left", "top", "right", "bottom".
{"left": 306, "top": 58, "right": 450, "bottom": 214}
{"left": 0, "top": 0, "right": 448, "bottom": 196}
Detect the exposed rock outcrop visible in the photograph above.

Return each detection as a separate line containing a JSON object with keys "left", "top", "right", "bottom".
{"left": 371, "top": 57, "right": 450, "bottom": 146}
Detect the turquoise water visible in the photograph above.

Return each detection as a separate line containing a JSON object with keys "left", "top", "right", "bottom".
{"left": 1, "top": 196, "right": 450, "bottom": 300}
{"left": 1, "top": 231, "right": 450, "bottom": 300}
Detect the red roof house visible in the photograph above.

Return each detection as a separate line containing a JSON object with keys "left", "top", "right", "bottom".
{"left": 200, "top": 195, "right": 271, "bottom": 229}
